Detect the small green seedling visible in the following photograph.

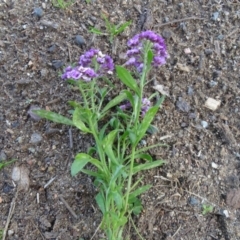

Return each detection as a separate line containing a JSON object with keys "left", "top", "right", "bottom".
{"left": 52, "top": 0, "right": 75, "bottom": 9}
{"left": 0, "top": 159, "right": 16, "bottom": 170}
{"left": 202, "top": 204, "right": 214, "bottom": 215}
{"left": 0, "top": 229, "right": 3, "bottom": 239}
{"left": 90, "top": 14, "right": 131, "bottom": 43}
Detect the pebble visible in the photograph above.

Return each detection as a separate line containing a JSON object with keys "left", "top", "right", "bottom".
{"left": 211, "top": 162, "right": 218, "bottom": 169}
{"left": 33, "top": 7, "right": 44, "bottom": 18}
{"left": 188, "top": 196, "right": 199, "bottom": 206}
{"left": 16, "top": 136, "right": 23, "bottom": 144}
{"left": 47, "top": 44, "right": 56, "bottom": 53}
{"left": 0, "top": 150, "right": 7, "bottom": 161}
{"left": 212, "top": 12, "right": 219, "bottom": 21}
{"left": 8, "top": 230, "right": 14, "bottom": 236}
{"left": 40, "top": 68, "right": 48, "bottom": 77}
{"left": 52, "top": 60, "right": 64, "bottom": 69}
{"left": 30, "top": 133, "right": 42, "bottom": 144}
{"left": 176, "top": 98, "right": 191, "bottom": 113}
{"left": 209, "top": 80, "right": 218, "bottom": 87}
{"left": 205, "top": 49, "right": 213, "bottom": 55}
{"left": 187, "top": 86, "right": 194, "bottom": 96}
{"left": 201, "top": 120, "right": 208, "bottom": 128}
{"left": 75, "top": 35, "right": 85, "bottom": 47}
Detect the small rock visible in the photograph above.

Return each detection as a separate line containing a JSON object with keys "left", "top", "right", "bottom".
{"left": 41, "top": 68, "right": 48, "bottom": 77}
{"left": 162, "top": 29, "right": 172, "bottom": 39}
{"left": 176, "top": 98, "right": 191, "bottom": 113}
{"left": 33, "top": 7, "right": 43, "bottom": 18}
{"left": 16, "top": 136, "right": 23, "bottom": 144}
{"left": 140, "top": 140, "right": 147, "bottom": 146}
{"left": 187, "top": 86, "right": 194, "bottom": 96}
{"left": 30, "top": 133, "right": 42, "bottom": 144}
{"left": 222, "top": 210, "right": 229, "bottom": 218}
{"left": 52, "top": 60, "right": 64, "bottom": 70}
{"left": 201, "top": 120, "right": 208, "bottom": 128}
{"left": 211, "top": 162, "right": 218, "bottom": 169}
{"left": 8, "top": 230, "right": 14, "bottom": 236}
{"left": 204, "top": 98, "right": 221, "bottom": 111}
{"left": 47, "top": 45, "right": 56, "bottom": 53}
{"left": 176, "top": 63, "right": 190, "bottom": 72}
{"left": 184, "top": 48, "right": 191, "bottom": 54}
{"left": 12, "top": 166, "right": 30, "bottom": 191}
{"left": 189, "top": 112, "right": 197, "bottom": 119}
{"left": 0, "top": 150, "right": 7, "bottom": 161}
{"left": 188, "top": 196, "right": 199, "bottom": 206}
{"left": 212, "top": 12, "right": 219, "bottom": 21}
{"left": 209, "top": 80, "right": 218, "bottom": 87}
{"left": 75, "top": 35, "right": 85, "bottom": 47}
{"left": 3, "top": 183, "right": 14, "bottom": 193}
{"left": 218, "top": 34, "right": 224, "bottom": 40}
{"left": 40, "top": 20, "right": 59, "bottom": 29}
{"left": 205, "top": 49, "right": 213, "bottom": 55}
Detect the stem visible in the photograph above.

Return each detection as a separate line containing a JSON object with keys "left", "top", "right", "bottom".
{"left": 124, "top": 146, "right": 136, "bottom": 213}
{"left": 134, "top": 42, "right": 151, "bottom": 125}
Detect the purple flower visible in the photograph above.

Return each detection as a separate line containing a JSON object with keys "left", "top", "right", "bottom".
{"left": 62, "top": 48, "right": 114, "bottom": 81}
{"left": 119, "top": 97, "right": 151, "bottom": 116}
{"left": 125, "top": 30, "right": 167, "bottom": 71}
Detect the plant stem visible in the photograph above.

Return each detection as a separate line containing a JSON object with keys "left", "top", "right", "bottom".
{"left": 124, "top": 146, "right": 136, "bottom": 213}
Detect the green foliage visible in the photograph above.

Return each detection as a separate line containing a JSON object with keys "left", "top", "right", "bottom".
{"left": 52, "top": 0, "right": 75, "bottom": 9}
{"left": 34, "top": 40, "right": 166, "bottom": 240}
{"left": 90, "top": 15, "right": 131, "bottom": 43}
{"left": 202, "top": 204, "right": 214, "bottom": 215}
{"left": 0, "top": 159, "right": 16, "bottom": 170}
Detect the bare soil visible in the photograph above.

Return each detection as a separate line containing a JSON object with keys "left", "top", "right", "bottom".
{"left": 0, "top": 0, "right": 240, "bottom": 239}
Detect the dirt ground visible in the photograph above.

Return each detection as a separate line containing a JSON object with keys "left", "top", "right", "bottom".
{"left": 0, "top": 0, "right": 240, "bottom": 239}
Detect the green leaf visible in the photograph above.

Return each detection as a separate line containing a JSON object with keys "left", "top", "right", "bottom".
{"left": 136, "top": 105, "right": 160, "bottom": 143}
{"left": 116, "top": 66, "right": 140, "bottom": 96}
{"left": 71, "top": 153, "right": 89, "bottom": 176}
{"left": 114, "top": 21, "right": 131, "bottom": 35}
{"left": 132, "top": 160, "right": 165, "bottom": 175}
{"left": 112, "top": 190, "right": 123, "bottom": 210}
{"left": 89, "top": 27, "right": 104, "bottom": 35}
{"left": 129, "top": 185, "right": 151, "bottom": 201}
{"left": 134, "top": 153, "right": 152, "bottom": 162}
{"left": 147, "top": 124, "right": 159, "bottom": 135}
{"left": 0, "top": 159, "right": 16, "bottom": 170}
{"left": 71, "top": 153, "right": 103, "bottom": 176}
{"left": 33, "top": 110, "right": 74, "bottom": 126}
{"left": 147, "top": 49, "right": 154, "bottom": 69}
{"left": 68, "top": 100, "right": 82, "bottom": 108}
{"left": 73, "top": 108, "right": 91, "bottom": 133}
{"left": 101, "top": 91, "right": 127, "bottom": 113}
{"left": 102, "top": 130, "right": 120, "bottom": 165}
{"left": 95, "top": 191, "right": 106, "bottom": 214}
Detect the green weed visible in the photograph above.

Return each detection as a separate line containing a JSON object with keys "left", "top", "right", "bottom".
{"left": 51, "top": 0, "right": 75, "bottom": 9}
{"left": 90, "top": 14, "right": 131, "bottom": 43}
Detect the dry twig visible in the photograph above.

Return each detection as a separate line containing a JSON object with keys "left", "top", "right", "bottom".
{"left": 59, "top": 195, "right": 78, "bottom": 219}
{"left": 2, "top": 189, "right": 19, "bottom": 240}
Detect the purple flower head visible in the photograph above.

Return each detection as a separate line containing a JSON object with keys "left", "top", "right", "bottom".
{"left": 62, "top": 48, "right": 114, "bottom": 81}
{"left": 125, "top": 30, "right": 167, "bottom": 71}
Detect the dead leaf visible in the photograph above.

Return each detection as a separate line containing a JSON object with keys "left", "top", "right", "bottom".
{"left": 153, "top": 84, "right": 170, "bottom": 97}
{"left": 12, "top": 166, "right": 30, "bottom": 191}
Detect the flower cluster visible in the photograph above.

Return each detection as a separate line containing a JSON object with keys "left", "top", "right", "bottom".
{"left": 62, "top": 48, "right": 114, "bottom": 81}
{"left": 120, "top": 97, "right": 151, "bottom": 116}
{"left": 125, "top": 30, "right": 168, "bottom": 72}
